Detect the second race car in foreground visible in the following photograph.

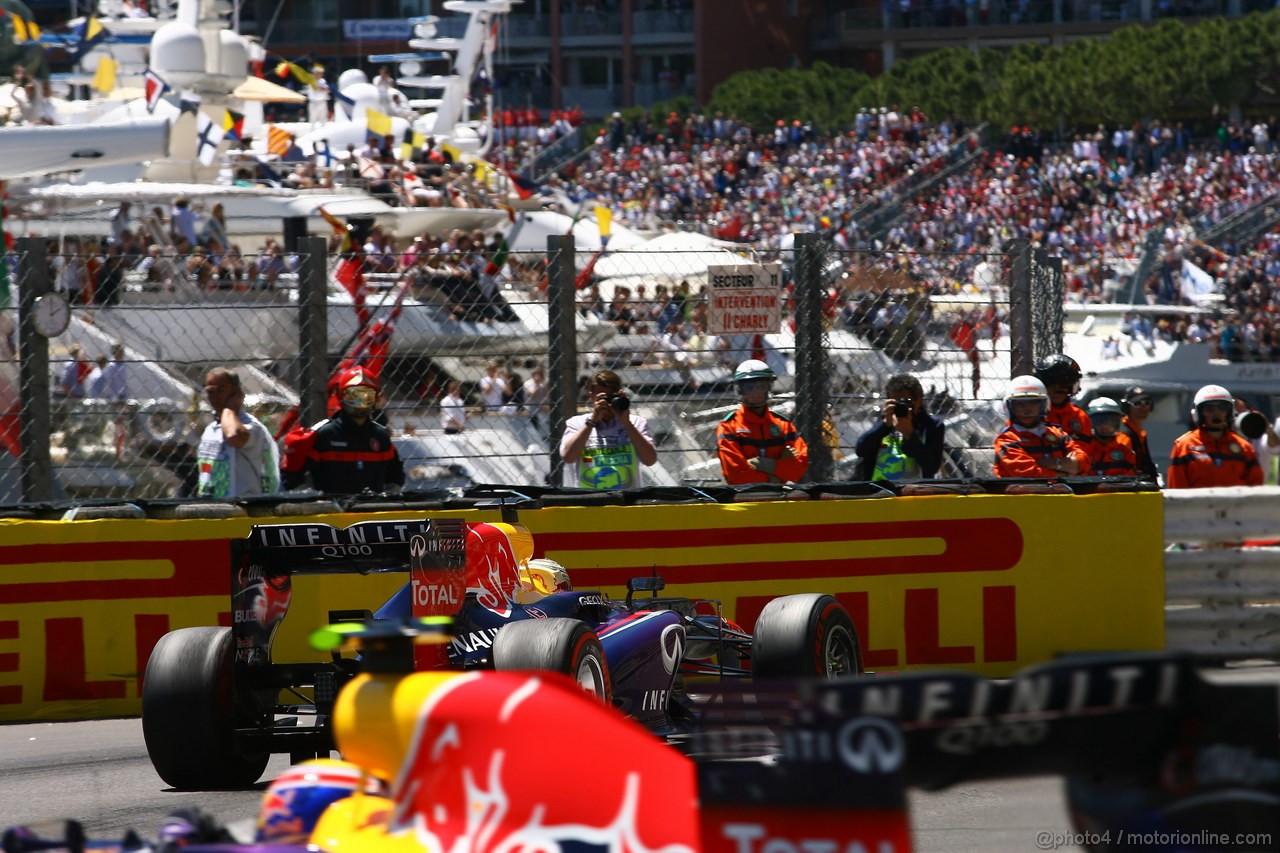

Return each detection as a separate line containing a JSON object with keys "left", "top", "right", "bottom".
{"left": 140, "top": 515, "right": 861, "bottom": 789}
{"left": 22, "top": 642, "right": 1277, "bottom": 852}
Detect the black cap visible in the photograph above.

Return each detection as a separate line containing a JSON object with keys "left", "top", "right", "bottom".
{"left": 1123, "top": 385, "right": 1147, "bottom": 403}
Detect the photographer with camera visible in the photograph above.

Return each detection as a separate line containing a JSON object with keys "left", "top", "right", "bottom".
{"left": 1235, "top": 395, "right": 1279, "bottom": 484}
{"left": 716, "top": 360, "right": 809, "bottom": 485}
{"left": 559, "top": 369, "right": 657, "bottom": 490}
{"left": 854, "top": 374, "right": 945, "bottom": 482}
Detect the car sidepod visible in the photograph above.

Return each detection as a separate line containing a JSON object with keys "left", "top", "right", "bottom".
{"left": 596, "top": 610, "right": 686, "bottom": 728}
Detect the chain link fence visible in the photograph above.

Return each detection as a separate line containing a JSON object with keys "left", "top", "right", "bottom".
{"left": 3, "top": 233, "right": 1043, "bottom": 505}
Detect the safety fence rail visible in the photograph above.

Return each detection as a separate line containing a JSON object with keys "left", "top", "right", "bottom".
{"left": 0, "top": 475, "right": 1155, "bottom": 521}
{"left": 1164, "top": 486, "right": 1280, "bottom": 657}
{"left": 0, "top": 234, "right": 1049, "bottom": 504}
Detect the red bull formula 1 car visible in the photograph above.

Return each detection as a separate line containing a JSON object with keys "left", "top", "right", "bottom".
{"left": 140, "top": 515, "right": 861, "bottom": 790}
{"left": 14, "top": 645, "right": 1278, "bottom": 852}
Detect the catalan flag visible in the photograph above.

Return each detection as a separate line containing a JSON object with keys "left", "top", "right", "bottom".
{"left": 266, "top": 125, "right": 293, "bottom": 157}
{"left": 222, "top": 109, "right": 245, "bottom": 142}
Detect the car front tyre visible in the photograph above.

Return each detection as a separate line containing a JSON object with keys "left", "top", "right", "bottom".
{"left": 752, "top": 593, "right": 862, "bottom": 680}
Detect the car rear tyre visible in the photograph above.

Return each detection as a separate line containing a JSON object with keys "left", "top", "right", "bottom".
{"left": 492, "top": 618, "right": 612, "bottom": 702}
{"left": 752, "top": 594, "right": 862, "bottom": 679}
{"left": 141, "top": 626, "right": 269, "bottom": 789}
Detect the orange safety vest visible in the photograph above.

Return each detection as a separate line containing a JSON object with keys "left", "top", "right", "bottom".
{"left": 993, "top": 422, "right": 1088, "bottom": 478}
{"left": 1089, "top": 432, "right": 1137, "bottom": 476}
{"left": 716, "top": 406, "right": 809, "bottom": 485}
{"left": 1045, "top": 401, "right": 1093, "bottom": 473}
{"left": 1167, "top": 428, "right": 1263, "bottom": 488}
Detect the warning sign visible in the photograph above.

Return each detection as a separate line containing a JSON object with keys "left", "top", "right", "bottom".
{"left": 706, "top": 263, "right": 783, "bottom": 335}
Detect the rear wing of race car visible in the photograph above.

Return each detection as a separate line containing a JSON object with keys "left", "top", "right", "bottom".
{"left": 691, "top": 651, "right": 1280, "bottom": 848}
{"left": 231, "top": 517, "right": 467, "bottom": 577}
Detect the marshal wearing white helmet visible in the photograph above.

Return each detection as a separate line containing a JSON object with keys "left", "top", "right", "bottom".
{"left": 993, "top": 375, "right": 1089, "bottom": 478}
{"left": 1167, "top": 384, "right": 1262, "bottom": 488}
{"left": 715, "top": 359, "right": 809, "bottom": 485}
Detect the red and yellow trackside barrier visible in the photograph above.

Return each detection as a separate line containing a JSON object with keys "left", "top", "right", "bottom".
{"left": 0, "top": 492, "right": 1164, "bottom": 722}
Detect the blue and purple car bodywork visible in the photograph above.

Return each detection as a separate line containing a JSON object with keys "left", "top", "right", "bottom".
{"left": 140, "top": 515, "right": 860, "bottom": 790}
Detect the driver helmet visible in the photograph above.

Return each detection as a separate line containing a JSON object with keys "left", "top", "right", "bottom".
{"left": 733, "top": 359, "right": 775, "bottom": 404}
{"left": 256, "top": 759, "right": 384, "bottom": 844}
{"left": 1086, "top": 396, "right": 1123, "bottom": 434}
{"left": 1034, "top": 353, "right": 1082, "bottom": 396}
{"left": 1006, "top": 374, "right": 1049, "bottom": 424}
{"left": 519, "top": 557, "right": 573, "bottom": 599}
{"left": 1192, "top": 384, "right": 1233, "bottom": 427}
{"left": 336, "top": 366, "right": 379, "bottom": 419}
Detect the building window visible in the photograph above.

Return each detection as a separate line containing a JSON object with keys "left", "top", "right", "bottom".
{"left": 370, "top": 0, "right": 433, "bottom": 15}
{"left": 576, "top": 56, "right": 621, "bottom": 87}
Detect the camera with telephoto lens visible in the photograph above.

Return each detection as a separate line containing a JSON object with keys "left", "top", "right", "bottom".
{"left": 1237, "top": 410, "right": 1267, "bottom": 439}
{"left": 608, "top": 393, "right": 630, "bottom": 413}
{"left": 890, "top": 399, "right": 914, "bottom": 416}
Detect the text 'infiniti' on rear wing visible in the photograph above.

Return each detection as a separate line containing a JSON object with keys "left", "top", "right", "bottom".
{"left": 232, "top": 517, "right": 468, "bottom": 576}
{"left": 691, "top": 651, "right": 1280, "bottom": 792}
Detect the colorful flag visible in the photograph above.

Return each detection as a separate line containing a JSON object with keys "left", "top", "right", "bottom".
{"left": 334, "top": 256, "right": 370, "bottom": 329}
{"left": 74, "top": 16, "right": 106, "bottom": 57}
{"left": 195, "top": 111, "right": 226, "bottom": 166}
{"left": 178, "top": 90, "right": 201, "bottom": 115}
{"left": 1180, "top": 259, "right": 1217, "bottom": 303}
{"left": 144, "top": 68, "right": 170, "bottom": 113}
{"left": 2, "top": 10, "right": 41, "bottom": 43}
{"left": 472, "top": 157, "right": 494, "bottom": 183}
{"left": 253, "top": 156, "right": 284, "bottom": 187}
{"left": 274, "top": 59, "right": 315, "bottom": 87}
{"left": 221, "top": 109, "right": 245, "bottom": 141}
{"left": 504, "top": 169, "right": 539, "bottom": 201}
{"left": 440, "top": 141, "right": 463, "bottom": 164}
{"left": 91, "top": 55, "right": 117, "bottom": 95}
{"left": 364, "top": 108, "right": 392, "bottom": 140}
{"left": 266, "top": 125, "right": 293, "bottom": 157}
{"left": 594, "top": 205, "right": 612, "bottom": 247}
{"left": 314, "top": 138, "right": 333, "bottom": 168}
{"left": 317, "top": 205, "right": 353, "bottom": 254}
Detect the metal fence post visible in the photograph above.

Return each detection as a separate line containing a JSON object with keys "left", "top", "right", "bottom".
{"left": 297, "top": 236, "right": 329, "bottom": 428}
{"left": 17, "top": 239, "right": 53, "bottom": 503}
{"left": 546, "top": 235, "right": 577, "bottom": 486}
{"left": 1009, "top": 240, "right": 1034, "bottom": 378}
{"left": 1031, "top": 248, "right": 1064, "bottom": 365}
{"left": 793, "top": 232, "right": 832, "bottom": 483}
